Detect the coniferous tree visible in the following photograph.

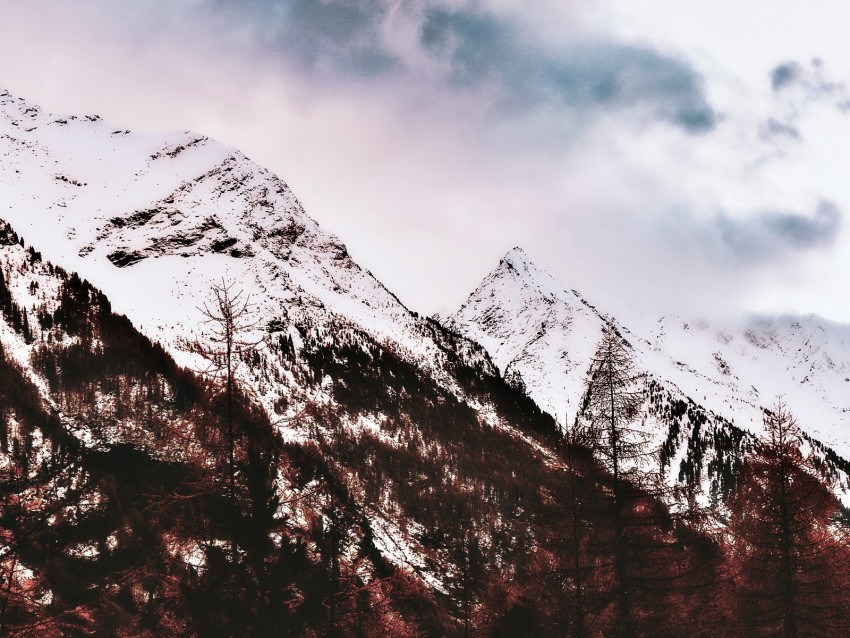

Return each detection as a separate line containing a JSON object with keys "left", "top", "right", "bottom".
{"left": 577, "top": 325, "right": 646, "bottom": 637}
{"left": 187, "top": 280, "right": 263, "bottom": 505}
{"left": 726, "top": 399, "right": 850, "bottom": 637}
{"left": 576, "top": 325, "right": 720, "bottom": 637}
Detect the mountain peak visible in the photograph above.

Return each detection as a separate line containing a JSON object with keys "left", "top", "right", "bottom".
{"left": 0, "top": 90, "right": 491, "bottom": 399}
{"left": 494, "top": 247, "right": 568, "bottom": 300}
{"left": 454, "top": 243, "right": 850, "bottom": 460}
{"left": 501, "top": 246, "right": 531, "bottom": 267}
{"left": 500, "top": 246, "right": 542, "bottom": 280}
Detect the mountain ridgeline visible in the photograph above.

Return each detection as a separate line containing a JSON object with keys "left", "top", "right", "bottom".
{"left": 447, "top": 248, "right": 850, "bottom": 500}
{"left": 0, "top": 218, "right": 737, "bottom": 636}
{"left": 1, "top": 89, "right": 850, "bottom": 636}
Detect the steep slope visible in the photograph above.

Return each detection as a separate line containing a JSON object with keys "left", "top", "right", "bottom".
{"left": 447, "top": 248, "right": 850, "bottom": 497}
{"left": 0, "top": 216, "right": 558, "bottom": 635}
{"left": 2, "top": 91, "right": 654, "bottom": 633}
{"left": 3, "top": 215, "right": 734, "bottom": 637}
{"left": 444, "top": 247, "right": 621, "bottom": 426}
{"left": 0, "top": 89, "right": 488, "bottom": 415}
{"left": 645, "top": 313, "right": 850, "bottom": 453}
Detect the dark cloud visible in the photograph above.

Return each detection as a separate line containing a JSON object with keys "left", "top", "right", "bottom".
{"left": 771, "top": 61, "right": 801, "bottom": 90}
{"left": 769, "top": 58, "right": 848, "bottom": 107}
{"left": 715, "top": 201, "right": 842, "bottom": 263}
{"left": 420, "top": 7, "right": 717, "bottom": 132}
{"left": 193, "top": 1, "right": 717, "bottom": 133}
{"left": 209, "top": 0, "right": 397, "bottom": 75}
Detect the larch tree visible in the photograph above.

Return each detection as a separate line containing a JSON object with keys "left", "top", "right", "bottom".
{"left": 575, "top": 325, "right": 717, "bottom": 637}
{"left": 577, "top": 324, "right": 646, "bottom": 638}
{"left": 579, "top": 325, "right": 648, "bottom": 484}
{"left": 187, "top": 279, "right": 263, "bottom": 504}
{"left": 726, "top": 398, "right": 850, "bottom": 637}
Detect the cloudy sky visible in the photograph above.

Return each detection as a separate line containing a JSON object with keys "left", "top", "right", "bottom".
{"left": 2, "top": 1, "right": 850, "bottom": 324}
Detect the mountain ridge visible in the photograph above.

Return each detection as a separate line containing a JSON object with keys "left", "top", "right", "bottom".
{"left": 3, "top": 88, "right": 850, "bottom": 636}
{"left": 448, "top": 246, "right": 850, "bottom": 502}
{"left": 0, "top": 91, "right": 586, "bottom": 632}
{"left": 0, "top": 88, "right": 501, "bottom": 416}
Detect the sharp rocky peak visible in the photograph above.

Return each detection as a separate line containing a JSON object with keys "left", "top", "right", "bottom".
{"left": 500, "top": 246, "right": 532, "bottom": 270}
{"left": 452, "top": 244, "right": 850, "bottom": 465}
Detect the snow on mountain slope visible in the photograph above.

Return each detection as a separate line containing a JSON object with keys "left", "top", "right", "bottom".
{"left": 0, "top": 89, "right": 492, "bottom": 412}
{"left": 0, "top": 90, "right": 567, "bottom": 601}
{"left": 644, "top": 313, "right": 850, "bottom": 453}
{"left": 444, "top": 247, "right": 614, "bottom": 426}
{"left": 448, "top": 248, "right": 850, "bottom": 460}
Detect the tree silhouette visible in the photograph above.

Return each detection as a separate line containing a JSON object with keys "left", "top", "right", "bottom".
{"left": 575, "top": 325, "right": 720, "bottom": 637}
{"left": 726, "top": 399, "right": 850, "bottom": 637}
{"left": 577, "top": 325, "right": 647, "bottom": 637}
{"left": 186, "top": 280, "right": 263, "bottom": 504}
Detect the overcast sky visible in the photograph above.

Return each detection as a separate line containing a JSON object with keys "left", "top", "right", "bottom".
{"left": 2, "top": 1, "right": 850, "bottom": 324}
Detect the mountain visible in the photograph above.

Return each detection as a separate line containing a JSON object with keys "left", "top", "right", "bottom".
{"left": 447, "top": 247, "right": 850, "bottom": 495}
{"left": 0, "top": 90, "right": 600, "bottom": 635}
{"left": 645, "top": 312, "right": 850, "bottom": 455}
{"left": 0, "top": 88, "right": 483, "bottom": 388}
{"left": 0, "top": 213, "right": 588, "bottom": 635}
{"left": 3, "top": 89, "right": 850, "bottom": 636}
{"left": 443, "top": 247, "right": 615, "bottom": 427}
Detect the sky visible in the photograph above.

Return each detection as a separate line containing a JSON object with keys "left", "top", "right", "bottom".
{"left": 2, "top": 1, "right": 850, "bottom": 324}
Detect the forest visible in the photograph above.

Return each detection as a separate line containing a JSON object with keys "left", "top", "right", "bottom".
{"left": 1, "top": 220, "right": 850, "bottom": 637}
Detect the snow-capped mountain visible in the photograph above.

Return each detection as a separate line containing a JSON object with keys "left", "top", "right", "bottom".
{"left": 0, "top": 88, "right": 494, "bottom": 416}
{"left": 3, "top": 84, "right": 845, "bottom": 500}
{"left": 443, "top": 247, "right": 621, "bottom": 427}
{"left": 645, "top": 313, "right": 850, "bottom": 453}
{"left": 0, "top": 89, "right": 572, "bottom": 623}
{"left": 4, "top": 88, "right": 850, "bottom": 636}
{"left": 447, "top": 247, "right": 850, "bottom": 461}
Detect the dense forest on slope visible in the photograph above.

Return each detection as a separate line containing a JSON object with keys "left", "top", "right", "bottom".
{"left": 1, "top": 218, "right": 850, "bottom": 636}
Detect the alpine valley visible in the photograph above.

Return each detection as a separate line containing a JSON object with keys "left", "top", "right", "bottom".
{"left": 2, "top": 89, "right": 850, "bottom": 637}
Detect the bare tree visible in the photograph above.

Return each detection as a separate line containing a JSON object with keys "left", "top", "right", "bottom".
{"left": 577, "top": 324, "right": 647, "bottom": 638}
{"left": 187, "top": 279, "right": 263, "bottom": 503}
{"left": 726, "top": 398, "right": 850, "bottom": 637}
{"left": 579, "top": 325, "right": 648, "bottom": 481}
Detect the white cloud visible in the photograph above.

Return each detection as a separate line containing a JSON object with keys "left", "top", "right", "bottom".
{"left": 1, "top": 0, "right": 850, "bottom": 324}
